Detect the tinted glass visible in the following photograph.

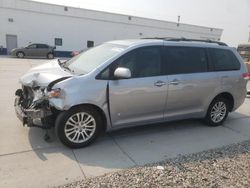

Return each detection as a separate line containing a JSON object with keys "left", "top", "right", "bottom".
{"left": 37, "top": 44, "right": 48, "bottom": 48}
{"left": 116, "top": 46, "right": 162, "bottom": 78}
{"left": 209, "top": 48, "right": 240, "bottom": 71}
{"left": 55, "top": 38, "right": 62, "bottom": 46}
{"left": 27, "top": 44, "right": 36, "bottom": 49}
{"left": 87, "top": 41, "right": 94, "bottom": 48}
{"left": 163, "top": 47, "right": 208, "bottom": 75}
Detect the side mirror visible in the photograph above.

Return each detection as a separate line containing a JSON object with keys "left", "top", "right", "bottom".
{"left": 114, "top": 67, "right": 131, "bottom": 79}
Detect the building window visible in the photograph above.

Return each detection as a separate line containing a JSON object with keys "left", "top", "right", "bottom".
{"left": 55, "top": 38, "right": 62, "bottom": 46}
{"left": 87, "top": 41, "right": 94, "bottom": 48}
{"left": 8, "top": 18, "right": 14, "bottom": 22}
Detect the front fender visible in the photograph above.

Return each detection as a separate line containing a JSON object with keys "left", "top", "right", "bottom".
{"left": 48, "top": 77, "right": 112, "bottom": 130}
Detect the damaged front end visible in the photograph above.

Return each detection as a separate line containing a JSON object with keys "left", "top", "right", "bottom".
{"left": 14, "top": 59, "right": 72, "bottom": 129}
{"left": 14, "top": 86, "right": 54, "bottom": 129}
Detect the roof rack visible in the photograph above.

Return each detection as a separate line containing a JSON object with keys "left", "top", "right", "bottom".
{"left": 142, "top": 37, "right": 228, "bottom": 46}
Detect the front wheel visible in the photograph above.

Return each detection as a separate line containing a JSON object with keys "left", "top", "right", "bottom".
{"left": 16, "top": 51, "right": 24, "bottom": 58}
{"left": 55, "top": 106, "right": 102, "bottom": 148}
{"left": 205, "top": 97, "right": 229, "bottom": 126}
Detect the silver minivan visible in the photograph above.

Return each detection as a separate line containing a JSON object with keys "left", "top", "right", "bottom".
{"left": 14, "top": 38, "right": 249, "bottom": 148}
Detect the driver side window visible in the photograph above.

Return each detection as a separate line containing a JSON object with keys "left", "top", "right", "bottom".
{"left": 28, "top": 44, "right": 37, "bottom": 49}
{"left": 116, "top": 46, "right": 162, "bottom": 78}
{"left": 97, "top": 46, "right": 162, "bottom": 80}
{"left": 116, "top": 50, "right": 136, "bottom": 77}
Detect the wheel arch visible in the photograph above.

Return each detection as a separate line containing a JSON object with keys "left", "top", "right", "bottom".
{"left": 68, "top": 103, "right": 108, "bottom": 132}
{"left": 209, "top": 92, "right": 234, "bottom": 112}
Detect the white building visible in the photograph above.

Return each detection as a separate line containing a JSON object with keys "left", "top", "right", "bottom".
{"left": 0, "top": 0, "right": 223, "bottom": 57}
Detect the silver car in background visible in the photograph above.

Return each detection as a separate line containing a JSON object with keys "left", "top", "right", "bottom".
{"left": 11, "top": 43, "right": 55, "bottom": 59}
{"left": 14, "top": 38, "right": 249, "bottom": 148}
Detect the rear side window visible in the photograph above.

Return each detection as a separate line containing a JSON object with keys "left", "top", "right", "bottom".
{"left": 37, "top": 44, "right": 49, "bottom": 48}
{"left": 163, "top": 47, "right": 208, "bottom": 75}
{"left": 209, "top": 48, "right": 240, "bottom": 71}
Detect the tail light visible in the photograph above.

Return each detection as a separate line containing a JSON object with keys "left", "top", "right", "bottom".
{"left": 242, "top": 73, "right": 250, "bottom": 80}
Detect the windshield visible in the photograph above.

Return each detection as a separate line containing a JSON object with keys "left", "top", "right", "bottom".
{"left": 66, "top": 43, "right": 127, "bottom": 75}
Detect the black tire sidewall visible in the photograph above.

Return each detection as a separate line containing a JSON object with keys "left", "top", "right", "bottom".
{"left": 55, "top": 106, "right": 102, "bottom": 148}
{"left": 205, "top": 97, "right": 229, "bottom": 126}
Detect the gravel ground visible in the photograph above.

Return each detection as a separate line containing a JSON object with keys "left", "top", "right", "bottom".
{"left": 58, "top": 140, "right": 250, "bottom": 188}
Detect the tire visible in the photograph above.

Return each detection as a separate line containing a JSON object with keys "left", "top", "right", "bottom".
{"left": 205, "top": 97, "right": 229, "bottom": 126}
{"left": 47, "top": 52, "right": 54, "bottom": 59}
{"left": 55, "top": 106, "right": 102, "bottom": 148}
{"left": 16, "top": 51, "right": 25, "bottom": 58}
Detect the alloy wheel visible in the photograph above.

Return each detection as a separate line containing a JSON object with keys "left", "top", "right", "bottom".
{"left": 17, "top": 52, "right": 24, "bottom": 58}
{"left": 210, "top": 101, "right": 227, "bottom": 123}
{"left": 64, "top": 112, "right": 96, "bottom": 143}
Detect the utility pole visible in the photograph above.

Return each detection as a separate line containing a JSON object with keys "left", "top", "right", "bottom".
{"left": 248, "top": 25, "right": 250, "bottom": 43}
{"left": 177, "top": 15, "right": 180, "bottom": 27}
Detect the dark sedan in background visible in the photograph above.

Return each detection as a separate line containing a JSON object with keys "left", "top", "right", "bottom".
{"left": 11, "top": 43, "right": 55, "bottom": 59}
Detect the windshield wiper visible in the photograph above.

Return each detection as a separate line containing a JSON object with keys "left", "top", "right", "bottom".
{"left": 58, "top": 59, "right": 74, "bottom": 73}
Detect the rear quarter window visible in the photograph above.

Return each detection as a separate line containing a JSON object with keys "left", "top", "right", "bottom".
{"left": 209, "top": 48, "right": 240, "bottom": 71}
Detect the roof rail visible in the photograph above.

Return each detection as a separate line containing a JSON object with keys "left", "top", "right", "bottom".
{"left": 142, "top": 37, "right": 228, "bottom": 46}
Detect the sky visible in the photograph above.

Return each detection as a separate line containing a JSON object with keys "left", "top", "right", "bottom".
{"left": 33, "top": 0, "right": 250, "bottom": 47}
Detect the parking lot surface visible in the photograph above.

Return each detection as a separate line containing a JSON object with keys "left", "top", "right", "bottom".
{"left": 0, "top": 57, "right": 250, "bottom": 188}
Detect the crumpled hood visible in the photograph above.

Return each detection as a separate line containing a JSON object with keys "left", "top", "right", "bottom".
{"left": 20, "top": 59, "right": 72, "bottom": 87}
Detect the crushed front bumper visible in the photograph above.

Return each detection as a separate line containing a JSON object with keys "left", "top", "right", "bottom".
{"left": 14, "top": 97, "right": 27, "bottom": 125}
{"left": 14, "top": 96, "right": 52, "bottom": 128}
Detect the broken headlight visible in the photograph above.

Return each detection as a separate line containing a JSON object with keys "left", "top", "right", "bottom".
{"left": 46, "top": 88, "right": 61, "bottom": 98}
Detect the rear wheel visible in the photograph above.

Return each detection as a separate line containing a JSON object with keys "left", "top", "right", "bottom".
{"left": 16, "top": 51, "right": 24, "bottom": 58}
{"left": 47, "top": 52, "right": 54, "bottom": 59}
{"left": 205, "top": 97, "right": 229, "bottom": 126}
{"left": 55, "top": 106, "right": 102, "bottom": 148}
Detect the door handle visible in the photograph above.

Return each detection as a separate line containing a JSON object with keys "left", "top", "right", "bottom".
{"left": 169, "top": 79, "right": 180, "bottom": 85}
{"left": 154, "top": 81, "right": 166, "bottom": 87}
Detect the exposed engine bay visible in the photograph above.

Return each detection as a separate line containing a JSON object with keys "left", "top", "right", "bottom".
{"left": 14, "top": 85, "right": 53, "bottom": 128}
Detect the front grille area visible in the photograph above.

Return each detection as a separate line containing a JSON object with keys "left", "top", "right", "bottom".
{"left": 21, "top": 85, "right": 34, "bottom": 108}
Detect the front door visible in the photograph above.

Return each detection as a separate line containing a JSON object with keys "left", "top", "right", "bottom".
{"left": 108, "top": 46, "right": 168, "bottom": 127}
{"left": 6, "top": 35, "right": 17, "bottom": 54}
{"left": 25, "top": 44, "right": 37, "bottom": 56}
